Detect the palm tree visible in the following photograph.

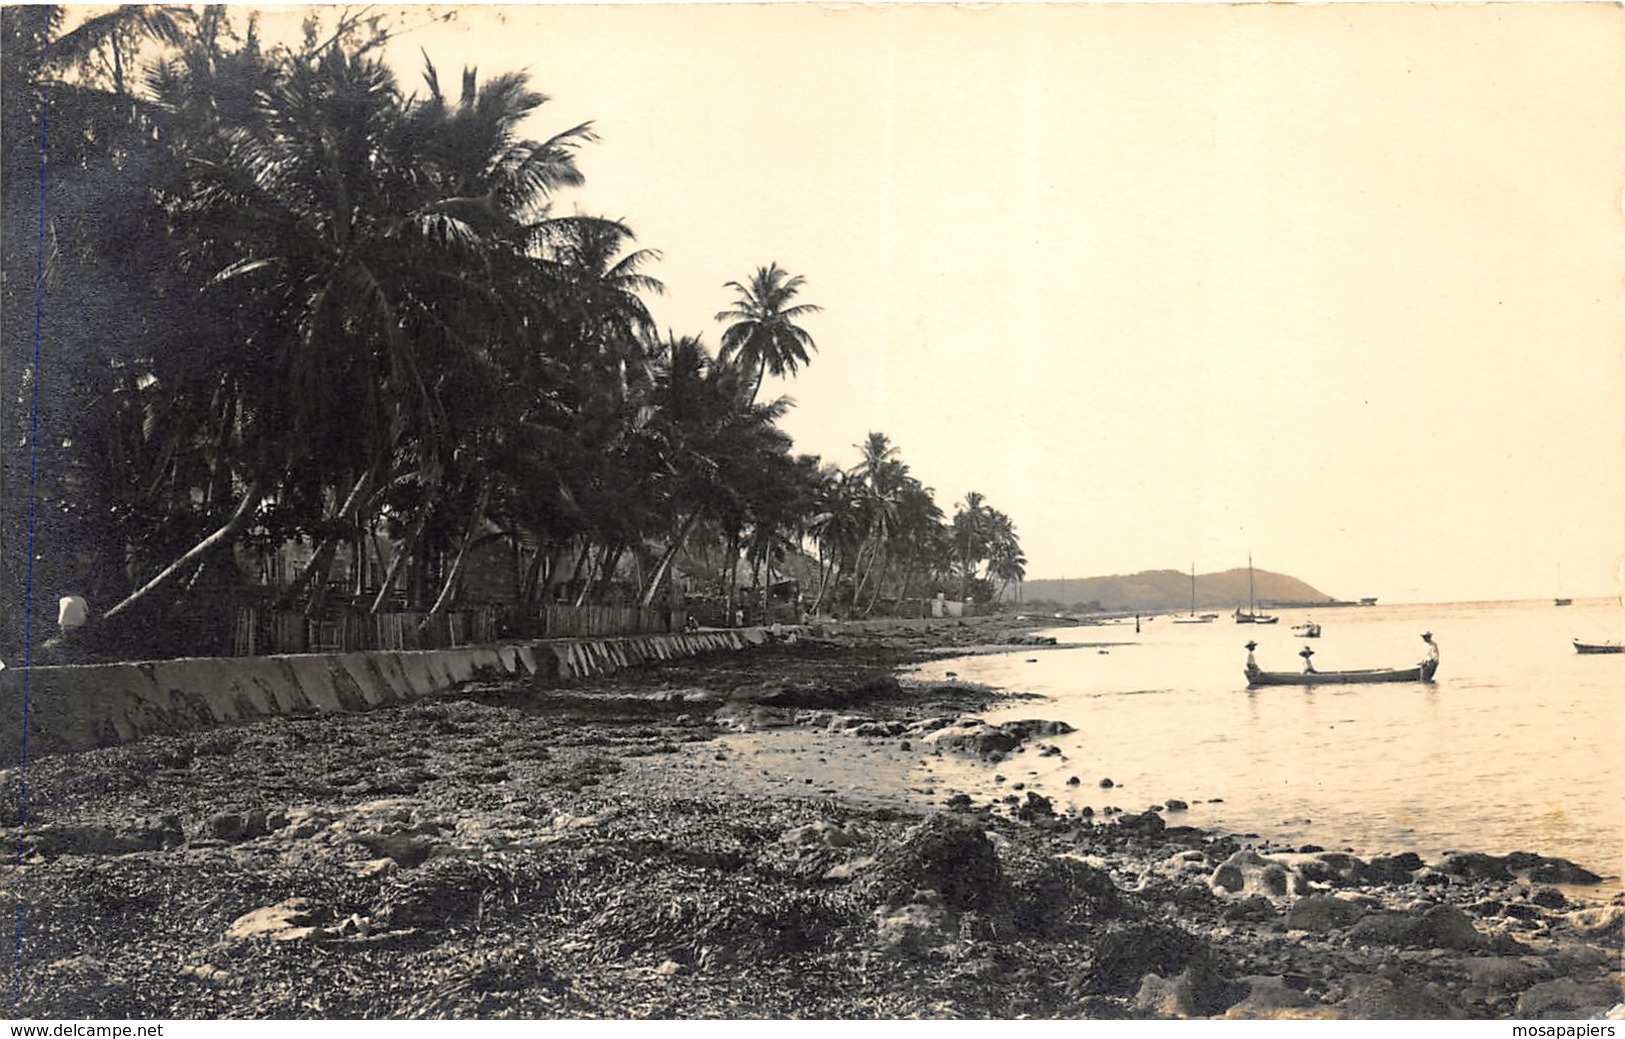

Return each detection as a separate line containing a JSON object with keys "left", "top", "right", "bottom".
{"left": 884, "top": 477, "right": 946, "bottom": 613}
{"left": 2, "top": 5, "right": 244, "bottom": 653}
{"left": 983, "top": 508, "right": 1026, "bottom": 602}
{"left": 847, "top": 433, "right": 907, "bottom": 613}
{"left": 953, "top": 491, "right": 990, "bottom": 601}
{"left": 97, "top": 35, "right": 599, "bottom": 627}
{"left": 714, "top": 262, "right": 820, "bottom": 403}
{"left": 806, "top": 465, "right": 863, "bottom": 616}
{"left": 46, "top": 5, "right": 191, "bottom": 95}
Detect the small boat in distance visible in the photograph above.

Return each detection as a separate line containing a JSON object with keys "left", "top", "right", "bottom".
{"left": 1173, "top": 564, "right": 1219, "bottom": 623}
{"left": 1554, "top": 598, "right": 1573, "bottom": 607}
{"left": 1245, "top": 633, "right": 1439, "bottom": 687}
{"left": 1292, "top": 620, "right": 1322, "bottom": 638}
{"left": 1234, "top": 557, "right": 1278, "bottom": 624}
{"left": 1572, "top": 639, "right": 1622, "bottom": 655}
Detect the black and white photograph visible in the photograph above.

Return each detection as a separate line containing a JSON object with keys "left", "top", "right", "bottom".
{"left": 3, "top": 1, "right": 1623, "bottom": 1023}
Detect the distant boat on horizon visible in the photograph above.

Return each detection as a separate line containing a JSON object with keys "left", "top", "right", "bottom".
{"left": 1234, "top": 555, "right": 1278, "bottom": 624}
{"left": 1172, "top": 563, "right": 1219, "bottom": 623}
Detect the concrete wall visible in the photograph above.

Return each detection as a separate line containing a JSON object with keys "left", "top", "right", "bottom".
{"left": 0, "top": 629, "right": 767, "bottom": 766}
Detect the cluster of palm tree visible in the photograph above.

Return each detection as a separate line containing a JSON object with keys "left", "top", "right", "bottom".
{"left": 0, "top": 7, "right": 1024, "bottom": 657}
{"left": 951, "top": 492, "right": 1028, "bottom": 604}
{"left": 802, "top": 436, "right": 1026, "bottom": 617}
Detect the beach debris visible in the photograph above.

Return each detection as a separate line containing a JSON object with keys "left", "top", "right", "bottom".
{"left": 1515, "top": 979, "right": 1623, "bottom": 1020}
{"left": 225, "top": 899, "right": 332, "bottom": 943}
{"left": 1209, "top": 849, "right": 1308, "bottom": 900}
{"left": 862, "top": 813, "right": 1001, "bottom": 912}
{"left": 918, "top": 718, "right": 1074, "bottom": 760}
{"left": 1008, "top": 854, "right": 1121, "bottom": 938}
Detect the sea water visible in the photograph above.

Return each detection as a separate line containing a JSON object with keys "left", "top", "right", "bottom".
{"left": 906, "top": 598, "right": 1625, "bottom": 890}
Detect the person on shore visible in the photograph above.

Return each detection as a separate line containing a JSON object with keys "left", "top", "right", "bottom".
{"left": 36, "top": 592, "right": 92, "bottom": 665}
{"left": 1299, "top": 645, "right": 1317, "bottom": 674}
{"left": 58, "top": 592, "right": 89, "bottom": 635}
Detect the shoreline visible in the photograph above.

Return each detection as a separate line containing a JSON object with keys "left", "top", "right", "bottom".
{"left": 4, "top": 616, "right": 1621, "bottom": 1019}
{"left": 899, "top": 642, "right": 1625, "bottom": 902}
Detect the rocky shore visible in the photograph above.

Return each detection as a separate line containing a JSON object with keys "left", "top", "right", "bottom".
{"left": 4, "top": 617, "right": 1622, "bottom": 1019}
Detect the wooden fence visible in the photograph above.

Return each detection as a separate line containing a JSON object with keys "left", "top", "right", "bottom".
{"left": 232, "top": 602, "right": 674, "bottom": 657}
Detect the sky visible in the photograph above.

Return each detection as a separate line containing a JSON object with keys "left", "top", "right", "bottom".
{"left": 245, "top": 2, "right": 1625, "bottom": 604}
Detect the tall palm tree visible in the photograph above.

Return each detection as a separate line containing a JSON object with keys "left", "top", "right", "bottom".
{"left": 953, "top": 491, "right": 989, "bottom": 600}
{"left": 531, "top": 214, "right": 664, "bottom": 404}
{"left": 634, "top": 331, "right": 799, "bottom": 611}
{"left": 100, "top": 38, "right": 598, "bottom": 626}
{"left": 983, "top": 508, "right": 1026, "bottom": 602}
{"left": 806, "top": 465, "right": 863, "bottom": 615}
{"left": 847, "top": 432, "right": 906, "bottom": 612}
{"left": 714, "top": 262, "right": 820, "bottom": 403}
{"left": 883, "top": 476, "right": 946, "bottom": 613}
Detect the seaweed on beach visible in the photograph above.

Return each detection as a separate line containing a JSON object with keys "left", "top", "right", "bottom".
{"left": 6, "top": 619, "right": 1623, "bottom": 1019}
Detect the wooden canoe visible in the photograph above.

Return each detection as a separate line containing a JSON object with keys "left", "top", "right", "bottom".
{"left": 1248, "top": 634, "right": 1443, "bottom": 689}
{"left": 1246, "top": 658, "right": 1438, "bottom": 686}
{"left": 1572, "top": 639, "right": 1623, "bottom": 655}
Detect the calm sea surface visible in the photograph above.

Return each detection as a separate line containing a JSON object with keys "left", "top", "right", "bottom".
{"left": 905, "top": 598, "right": 1624, "bottom": 891}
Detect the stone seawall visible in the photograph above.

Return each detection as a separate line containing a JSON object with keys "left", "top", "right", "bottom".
{"left": 0, "top": 629, "right": 767, "bottom": 766}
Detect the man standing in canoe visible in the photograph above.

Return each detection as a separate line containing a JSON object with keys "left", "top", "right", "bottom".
{"left": 1421, "top": 632, "right": 1439, "bottom": 669}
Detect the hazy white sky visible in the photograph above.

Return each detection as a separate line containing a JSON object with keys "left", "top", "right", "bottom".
{"left": 252, "top": 2, "right": 1625, "bottom": 603}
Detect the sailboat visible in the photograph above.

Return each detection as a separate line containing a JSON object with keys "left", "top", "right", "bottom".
{"left": 1173, "top": 564, "right": 1218, "bottom": 623}
{"left": 1554, "top": 565, "right": 1572, "bottom": 607}
{"left": 1234, "top": 555, "right": 1279, "bottom": 624}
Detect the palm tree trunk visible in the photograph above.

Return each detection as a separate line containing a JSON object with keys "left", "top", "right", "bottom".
{"left": 520, "top": 541, "right": 548, "bottom": 605}
{"left": 895, "top": 564, "right": 917, "bottom": 617}
{"left": 563, "top": 538, "right": 592, "bottom": 604}
{"left": 575, "top": 543, "right": 621, "bottom": 607}
{"left": 571, "top": 545, "right": 594, "bottom": 608}
{"left": 811, "top": 541, "right": 834, "bottom": 616}
{"left": 850, "top": 537, "right": 872, "bottom": 607}
{"left": 273, "top": 470, "right": 374, "bottom": 611}
{"left": 369, "top": 487, "right": 439, "bottom": 614}
{"left": 100, "top": 481, "right": 263, "bottom": 626}
{"left": 863, "top": 550, "right": 891, "bottom": 617}
{"left": 854, "top": 527, "right": 886, "bottom": 609}
{"left": 724, "top": 529, "right": 743, "bottom": 624}
{"left": 424, "top": 478, "right": 493, "bottom": 620}
{"left": 639, "top": 512, "right": 700, "bottom": 609}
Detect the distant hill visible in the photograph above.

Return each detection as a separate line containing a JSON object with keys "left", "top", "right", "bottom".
{"left": 1020, "top": 569, "right": 1338, "bottom": 613}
